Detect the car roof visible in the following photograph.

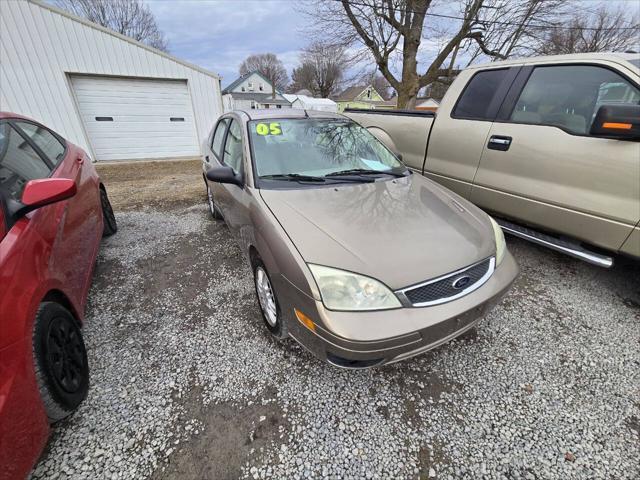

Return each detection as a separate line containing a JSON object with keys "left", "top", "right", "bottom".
{"left": 468, "top": 52, "right": 640, "bottom": 70}
{"left": 234, "top": 109, "right": 346, "bottom": 121}
{"left": 0, "top": 111, "right": 35, "bottom": 121}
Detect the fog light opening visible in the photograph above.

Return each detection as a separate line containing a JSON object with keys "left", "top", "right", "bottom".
{"left": 295, "top": 308, "right": 316, "bottom": 332}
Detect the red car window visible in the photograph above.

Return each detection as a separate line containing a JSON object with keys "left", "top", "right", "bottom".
{"left": 0, "top": 122, "right": 52, "bottom": 201}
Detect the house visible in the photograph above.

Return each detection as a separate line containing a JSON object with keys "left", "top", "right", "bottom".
{"left": 375, "top": 96, "right": 398, "bottom": 110}
{"left": 282, "top": 94, "right": 338, "bottom": 113}
{"left": 415, "top": 98, "right": 440, "bottom": 112}
{"left": 222, "top": 72, "right": 291, "bottom": 111}
{"left": 333, "top": 85, "right": 395, "bottom": 112}
{"left": 0, "top": 0, "right": 223, "bottom": 161}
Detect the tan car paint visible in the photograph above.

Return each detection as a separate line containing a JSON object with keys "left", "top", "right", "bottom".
{"left": 259, "top": 173, "right": 495, "bottom": 290}
{"left": 202, "top": 110, "right": 518, "bottom": 367}
{"left": 620, "top": 224, "right": 640, "bottom": 257}
{"left": 346, "top": 53, "right": 640, "bottom": 259}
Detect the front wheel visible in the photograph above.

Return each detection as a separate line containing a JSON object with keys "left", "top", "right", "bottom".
{"left": 253, "top": 260, "right": 287, "bottom": 339}
{"left": 100, "top": 188, "right": 117, "bottom": 237}
{"left": 32, "top": 302, "right": 89, "bottom": 423}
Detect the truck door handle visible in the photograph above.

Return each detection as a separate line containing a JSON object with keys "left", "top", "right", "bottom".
{"left": 488, "top": 135, "right": 512, "bottom": 151}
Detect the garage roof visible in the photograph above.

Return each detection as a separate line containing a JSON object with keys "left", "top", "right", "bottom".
{"left": 31, "top": 0, "right": 221, "bottom": 80}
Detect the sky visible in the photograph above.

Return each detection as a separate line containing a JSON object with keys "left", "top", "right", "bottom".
{"left": 148, "top": 0, "right": 309, "bottom": 88}
{"left": 123, "top": 0, "right": 639, "bottom": 90}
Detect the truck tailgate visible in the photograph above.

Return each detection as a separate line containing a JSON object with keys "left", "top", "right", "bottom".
{"left": 344, "top": 109, "right": 434, "bottom": 172}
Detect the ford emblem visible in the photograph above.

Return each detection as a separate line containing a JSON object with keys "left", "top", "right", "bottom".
{"left": 452, "top": 275, "right": 471, "bottom": 290}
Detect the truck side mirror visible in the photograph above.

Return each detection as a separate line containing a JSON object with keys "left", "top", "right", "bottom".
{"left": 590, "top": 104, "right": 640, "bottom": 140}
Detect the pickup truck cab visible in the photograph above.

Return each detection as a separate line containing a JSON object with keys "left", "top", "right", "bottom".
{"left": 346, "top": 53, "right": 640, "bottom": 267}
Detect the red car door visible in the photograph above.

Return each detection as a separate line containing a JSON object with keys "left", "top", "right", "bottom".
{"left": 14, "top": 121, "right": 102, "bottom": 311}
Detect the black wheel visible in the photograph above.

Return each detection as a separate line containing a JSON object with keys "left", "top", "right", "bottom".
{"left": 204, "top": 177, "right": 223, "bottom": 220}
{"left": 100, "top": 188, "right": 117, "bottom": 237}
{"left": 32, "top": 302, "right": 89, "bottom": 423}
{"left": 253, "top": 260, "right": 287, "bottom": 339}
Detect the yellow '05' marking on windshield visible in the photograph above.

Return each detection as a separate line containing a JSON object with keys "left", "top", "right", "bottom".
{"left": 256, "top": 122, "right": 282, "bottom": 136}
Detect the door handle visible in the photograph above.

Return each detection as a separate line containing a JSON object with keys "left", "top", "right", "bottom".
{"left": 205, "top": 155, "right": 210, "bottom": 163}
{"left": 76, "top": 156, "right": 85, "bottom": 164}
{"left": 487, "top": 135, "right": 512, "bottom": 151}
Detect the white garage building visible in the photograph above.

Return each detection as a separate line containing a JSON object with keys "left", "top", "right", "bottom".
{"left": 0, "top": 0, "right": 223, "bottom": 161}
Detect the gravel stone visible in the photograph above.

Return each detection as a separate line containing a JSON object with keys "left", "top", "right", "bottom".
{"left": 30, "top": 203, "right": 640, "bottom": 480}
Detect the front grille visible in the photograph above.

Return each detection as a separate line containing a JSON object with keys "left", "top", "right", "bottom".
{"left": 401, "top": 258, "right": 493, "bottom": 306}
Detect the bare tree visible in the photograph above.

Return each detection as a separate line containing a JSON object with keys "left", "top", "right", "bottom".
{"left": 290, "top": 42, "right": 349, "bottom": 97}
{"left": 55, "top": 0, "right": 168, "bottom": 52}
{"left": 301, "top": 0, "right": 568, "bottom": 108}
{"left": 535, "top": 5, "right": 639, "bottom": 55}
{"left": 239, "top": 53, "right": 289, "bottom": 98}
{"left": 289, "top": 62, "right": 317, "bottom": 94}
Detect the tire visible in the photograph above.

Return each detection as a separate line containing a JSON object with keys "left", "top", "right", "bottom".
{"left": 253, "top": 260, "right": 287, "bottom": 339}
{"left": 100, "top": 188, "right": 117, "bottom": 237}
{"left": 205, "top": 178, "right": 223, "bottom": 220}
{"left": 32, "top": 302, "right": 89, "bottom": 423}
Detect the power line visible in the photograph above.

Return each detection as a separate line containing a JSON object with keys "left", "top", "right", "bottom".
{"left": 335, "top": 0, "right": 640, "bottom": 31}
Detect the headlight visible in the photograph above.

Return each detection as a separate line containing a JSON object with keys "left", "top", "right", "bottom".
{"left": 307, "top": 264, "right": 401, "bottom": 311}
{"left": 489, "top": 217, "right": 506, "bottom": 265}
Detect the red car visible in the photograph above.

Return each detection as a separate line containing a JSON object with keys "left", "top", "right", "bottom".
{"left": 0, "top": 112, "right": 116, "bottom": 479}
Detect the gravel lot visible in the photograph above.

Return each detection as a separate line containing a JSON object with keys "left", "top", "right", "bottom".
{"left": 31, "top": 160, "right": 639, "bottom": 480}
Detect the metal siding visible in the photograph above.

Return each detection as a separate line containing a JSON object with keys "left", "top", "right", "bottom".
{"left": 0, "top": 0, "right": 222, "bottom": 160}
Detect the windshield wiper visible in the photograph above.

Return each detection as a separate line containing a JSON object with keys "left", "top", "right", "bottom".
{"left": 325, "top": 168, "right": 406, "bottom": 178}
{"left": 260, "top": 173, "right": 374, "bottom": 183}
{"left": 260, "top": 173, "right": 326, "bottom": 182}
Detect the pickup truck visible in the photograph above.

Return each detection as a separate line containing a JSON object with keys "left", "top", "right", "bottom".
{"left": 346, "top": 52, "right": 640, "bottom": 267}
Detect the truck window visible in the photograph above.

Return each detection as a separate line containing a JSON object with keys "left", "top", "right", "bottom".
{"left": 509, "top": 65, "right": 640, "bottom": 135}
{"left": 452, "top": 69, "right": 510, "bottom": 121}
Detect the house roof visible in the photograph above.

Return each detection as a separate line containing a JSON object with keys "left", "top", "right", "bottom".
{"left": 30, "top": 0, "right": 220, "bottom": 79}
{"left": 224, "top": 92, "right": 291, "bottom": 105}
{"left": 416, "top": 97, "right": 440, "bottom": 106}
{"left": 334, "top": 85, "right": 383, "bottom": 102}
{"left": 222, "top": 71, "right": 277, "bottom": 94}
{"left": 296, "top": 96, "right": 337, "bottom": 106}
{"left": 285, "top": 95, "right": 337, "bottom": 107}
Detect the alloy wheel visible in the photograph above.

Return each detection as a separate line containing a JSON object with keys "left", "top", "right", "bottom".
{"left": 46, "top": 316, "right": 86, "bottom": 394}
{"left": 207, "top": 185, "right": 215, "bottom": 215}
{"left": 255, "top": 267, "right": 278, "bottom": 327}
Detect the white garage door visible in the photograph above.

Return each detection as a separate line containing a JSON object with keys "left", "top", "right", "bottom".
{"left": 71, "top": 76, "right": 200, "bottom": 161}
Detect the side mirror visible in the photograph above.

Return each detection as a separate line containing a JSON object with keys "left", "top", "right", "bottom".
{"left": 16, "top": 178, "right": 76, "bottom": 217}
{"left": 590, "top": 104, "right": 640, "bottom": 140}
{"left": 206, "top": 165, "right": 243, "bottom": 187}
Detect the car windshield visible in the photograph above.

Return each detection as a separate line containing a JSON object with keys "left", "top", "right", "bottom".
{"left": 248, "top": 118, "right": 405, "bottom": 180}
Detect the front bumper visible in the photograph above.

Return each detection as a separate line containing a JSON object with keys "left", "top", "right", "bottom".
{"left": 283, "top": 251, "right": 519, "bottom": 368}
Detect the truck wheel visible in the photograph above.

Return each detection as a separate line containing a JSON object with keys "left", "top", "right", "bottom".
{"left": 101, "top": 188, "right": 117, "bottom": 237}
{"left": 32, "top": 302, "right": 89, "bottom": 423}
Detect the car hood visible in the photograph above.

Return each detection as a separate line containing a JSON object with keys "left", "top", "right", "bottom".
{"left": 259, "top": 174, "right": 496, "bottom": 289}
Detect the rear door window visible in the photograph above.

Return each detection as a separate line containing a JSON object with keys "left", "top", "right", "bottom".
{"left": 210, "top": 118, "right": 229, "bottom": 160}
{"left": 508, "top": 65, "right": 640, "bottom": 135}
{"left": 0, "top": 122, "right": 52, "bottom": 201}
{"left": 14, "top": 121, "right": 66, "bottom": 167}
{"left": 452, "top": 69, "right": 511, "bottom": 120}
